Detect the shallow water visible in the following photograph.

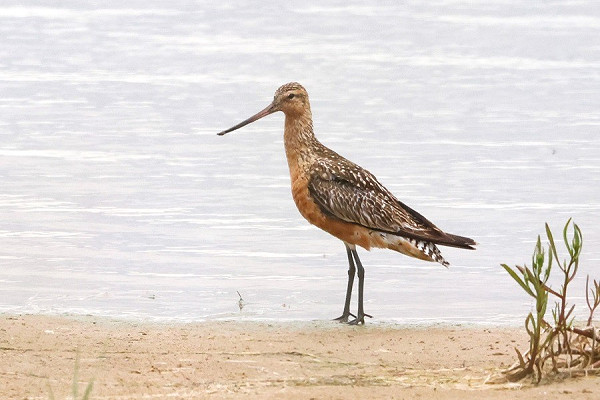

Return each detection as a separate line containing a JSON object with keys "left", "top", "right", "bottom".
{"left": 1, "top": 1, "right": 599, "bottom": 324}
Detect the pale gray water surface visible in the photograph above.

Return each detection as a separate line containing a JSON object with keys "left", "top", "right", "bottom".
{"left": 1, "top": 1, "right": 599, "bottom": 324}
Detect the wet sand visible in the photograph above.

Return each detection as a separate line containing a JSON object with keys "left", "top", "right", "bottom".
{"left": 1, "top": 315, "right": 598, "bottom": 399}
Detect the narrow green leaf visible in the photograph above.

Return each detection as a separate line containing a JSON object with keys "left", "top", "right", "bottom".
{"left": 544, "top": 245, "right": 553, "bottom": 283}
{"left": 82, "top": 380, "right": 94, "bottom": 400}
{"left": 532, "top": 236, "right": 544, "bottom": 275}
{"left": 573, "top": 222, "right": 583, "bottom": 257}
{"left": 563, "top": 218, "right": 574, "bottom": 258}
{"left": 545, "top": 222, "right": 560, "bottom": 266}
{"left": 502, "top": 264, "right": 535, "bottom": 297}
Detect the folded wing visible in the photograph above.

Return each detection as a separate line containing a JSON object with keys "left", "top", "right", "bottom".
{"left": 307, "top": 159, "right": 476, "bottom": 249}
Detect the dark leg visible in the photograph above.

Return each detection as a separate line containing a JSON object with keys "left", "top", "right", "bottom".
{"left": 348, "top": 249, "right": 372, "bottom": 325}
{"left": 333, "top": 244, "right": 357, "bottom": 322}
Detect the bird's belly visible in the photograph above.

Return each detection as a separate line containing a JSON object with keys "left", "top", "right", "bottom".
{"left": 289, "top": 177, "right": 438, "bottom": 263}
{"left": 290, "top": 177, "right": 377, "bottom": 250}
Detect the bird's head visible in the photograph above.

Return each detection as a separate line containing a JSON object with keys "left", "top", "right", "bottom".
{"left": 217, "top": 82, "right": 310, "bottom": 136}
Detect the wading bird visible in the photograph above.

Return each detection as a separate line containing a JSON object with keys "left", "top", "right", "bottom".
{"left": 217, "top": 83, "right": 476, "bottom": 324}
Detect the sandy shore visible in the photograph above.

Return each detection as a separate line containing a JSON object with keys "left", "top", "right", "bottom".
{"left": 1, "top": 315, "right": 598, "bottom": 399}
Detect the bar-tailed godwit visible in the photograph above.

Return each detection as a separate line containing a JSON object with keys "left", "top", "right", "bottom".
{"left": 217, "top": 82, "right": 476, "bottom": 324}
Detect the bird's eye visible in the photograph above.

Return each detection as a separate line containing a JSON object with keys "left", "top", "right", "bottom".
{"left": 287, "top": 93, "right": 295, "bottom": 99}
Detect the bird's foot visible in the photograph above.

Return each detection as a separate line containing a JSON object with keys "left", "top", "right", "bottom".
{"left": 347, "top": 312, "right": 373, "bottom": 325}
{"left": 333, "top": 312, "right": 356, "bottom": 323}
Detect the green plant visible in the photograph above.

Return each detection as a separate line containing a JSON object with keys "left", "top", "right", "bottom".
{"left": 47, "top": 351, "right": 94, "bottom": 400}
{"left": 501, "top": 230, "right": 553, "bottom": 381}
{"left": 499, "top": 219, "right": 599, "bottom": 383}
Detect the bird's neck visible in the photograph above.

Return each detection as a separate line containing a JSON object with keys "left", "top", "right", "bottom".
{"left": 283, "top": 111, "right": 320, "bottom": 180}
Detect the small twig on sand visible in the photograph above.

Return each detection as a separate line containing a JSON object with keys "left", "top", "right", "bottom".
{"left": 237, "top": 291, "right": 245, "bottom": 312}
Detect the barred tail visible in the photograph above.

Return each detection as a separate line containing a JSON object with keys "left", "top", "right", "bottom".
{"left": 410, "top": 238, "right": 450, "bottom": 268}
{"left": 379, "top": 233, "right": 450, "bottom": 267}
